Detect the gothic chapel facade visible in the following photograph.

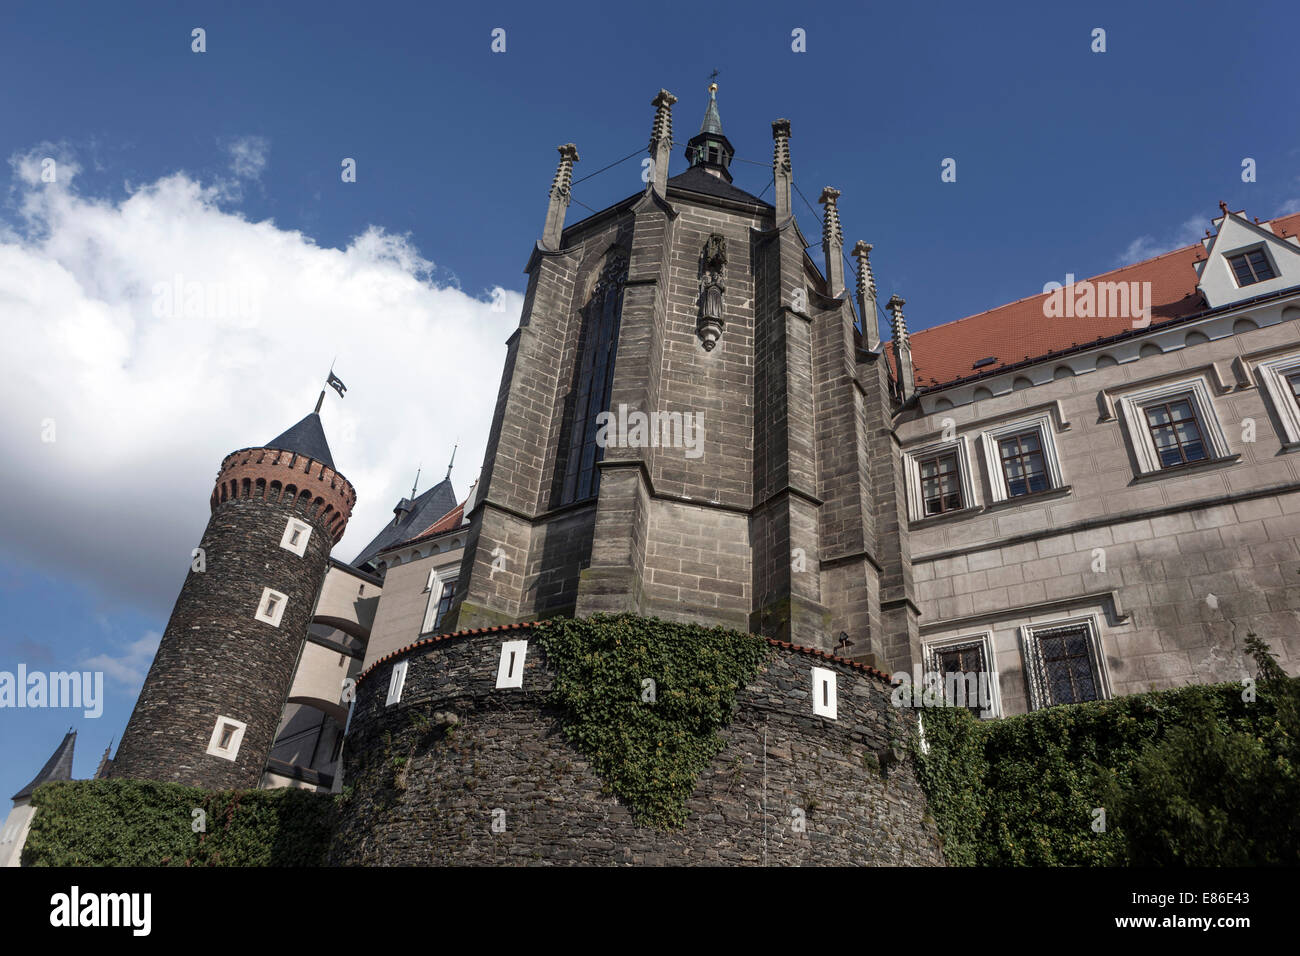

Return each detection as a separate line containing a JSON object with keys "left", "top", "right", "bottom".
{"left": 62, "top": 83, "right": 1300, "bottom": 802}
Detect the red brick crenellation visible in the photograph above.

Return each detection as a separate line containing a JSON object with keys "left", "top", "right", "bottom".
{"left": 210, "top": 446, "right": 356, "bottom": 542}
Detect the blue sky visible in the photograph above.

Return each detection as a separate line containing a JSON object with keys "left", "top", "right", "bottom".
{"left": 1, "top": 0, "right": 1297, "bottom": 799}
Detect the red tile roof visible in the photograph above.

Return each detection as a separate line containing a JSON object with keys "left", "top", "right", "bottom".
{"left": 896, "top": 210, "right": 1300, "bottom": 391}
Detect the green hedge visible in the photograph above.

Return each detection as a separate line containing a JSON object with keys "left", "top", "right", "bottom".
{"left": 914, "top": 639, "right": 1300, "bottom": 866}
{"left": 23, "top": 779, "right": 339, "bottom": 866}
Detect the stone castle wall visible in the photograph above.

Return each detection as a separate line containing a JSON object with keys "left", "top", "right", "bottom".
{"left": 328, "top": 628, "right": 944, "bottom": 866}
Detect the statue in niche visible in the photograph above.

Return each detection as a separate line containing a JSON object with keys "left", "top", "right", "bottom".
{"left": 698, "top": 234, "right": 727, "bottom": 351}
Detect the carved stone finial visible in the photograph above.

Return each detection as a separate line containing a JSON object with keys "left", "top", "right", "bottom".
{"left": 818, "top": 187, "right": 843, "bottom": 247}
{"left": 771, "top": 119, "right": 792, "bottom": 171}
{"left": 887, "top": 294, "right": 907, "bottom": 336}
{"left": 852, "top": 241, "right": 876, "bottom": 299}
{"left": 650, "top": 90, "right": 677, "bottom": 148}
{"left": 542, "top": 144, "right": 580, "bottom": 249}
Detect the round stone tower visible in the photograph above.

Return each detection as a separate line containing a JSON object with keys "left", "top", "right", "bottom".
{"left": 110, "top": 409, "right": 355, "bottom": 790}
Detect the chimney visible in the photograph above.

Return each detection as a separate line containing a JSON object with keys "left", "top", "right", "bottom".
{"left": 819, "top": 187, "right": 845, "bottom": 296}
{"left": 649, "top": 89, "right": 676, "bottom": 196}
{"left": 852, "top": 240, "right": 880, "bottom": 350}
{"left": 772, "top": 119, "right": 792, "bottom": 221}
{"left": 887, "top": 294, "right": 915, "bottom": 402}
{"left": 541, "top": 143, "right": 580, "bottom": 250}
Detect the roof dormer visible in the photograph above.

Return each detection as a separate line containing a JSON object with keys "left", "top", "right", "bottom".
{"left": 1194, "top": 204, "right": 1300, "bottom": 309}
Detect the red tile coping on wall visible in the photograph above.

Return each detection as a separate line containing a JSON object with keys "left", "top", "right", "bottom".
{"left": 355, "top": 622, "right": 893, "bottom": 686}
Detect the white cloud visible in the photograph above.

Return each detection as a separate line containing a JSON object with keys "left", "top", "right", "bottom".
{"left": 0, "top": 146, "right": 521, "bottom": 616}
{"left": 225, "top": 135, "right": 269, "bottom": 180}
{"left": 1116, "top": 215, "right": 1207, "bottom": 266}
{"left": 83, "top": 631, "right": 161, "bottom": 689}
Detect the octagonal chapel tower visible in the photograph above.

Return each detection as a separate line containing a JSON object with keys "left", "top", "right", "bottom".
{"left": 110, "top": 404, "right": 355, "bottom": 789}
{"left": 444, "top": 85, "right": 919, "bottom": 671}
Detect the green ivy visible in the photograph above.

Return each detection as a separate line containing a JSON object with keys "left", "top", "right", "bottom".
{"left": 534, "top": 613, "right": 772, "bottom": 830}
{"left": 914, "top": 638, "right": 1300, "bottom": 866}
{"left": 23, "top": 779, "right": 339, "bottom": 866}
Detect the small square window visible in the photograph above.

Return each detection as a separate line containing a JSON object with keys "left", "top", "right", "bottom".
{"left": 206, "top": 716, "right": 247, "bottom": 760}
{"left": 1226, "top": 248, "right": 1276, "bottom": 287}
{"left": 279, "top": 518, "right": 311, "bottom": 557}
{"left": 255, "top": 587, "right": 288, "bottom": 627}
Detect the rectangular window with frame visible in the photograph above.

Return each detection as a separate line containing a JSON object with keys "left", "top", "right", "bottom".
{"left": 1116, "top": 378, "right": 1231, "bottom": 476}
{"left": 919, "top": 451, "right": 964, "bottom": 516}
{"left": 924, "top": 634, "right": 1000, "bottom": 716}
{"left": 1021, "top": 618, "right": 1109, "bottom": 711}
{"left": 1227, "top": 248, "right": 1276, "bottom": 287}
{"left": 433, "top": 581, "right": 457, "bottom": 630}
{"left": 1143, "top": 398, "right": 1208, "bottom": 468}
{"left": 1286, "top": 370, "right": 1300, "bottom": 410}
{"left": 998, "top": 430, "right": 1050, "bottom": 497}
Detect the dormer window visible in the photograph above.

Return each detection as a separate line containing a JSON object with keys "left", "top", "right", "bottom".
{"left": 1227, "top": 248, "right": 1276, "bottom": 287}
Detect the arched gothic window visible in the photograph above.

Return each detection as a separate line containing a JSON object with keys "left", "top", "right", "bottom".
{"left": 560, "top": 253, "right": 628, "bottom": 504}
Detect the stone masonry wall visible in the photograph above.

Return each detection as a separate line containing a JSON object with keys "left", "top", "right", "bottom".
{"left": 111, "top": 493, "right": 333, "bottom": 788}
{"left": 329, "top": 629, "right": 944, "bottom": 866}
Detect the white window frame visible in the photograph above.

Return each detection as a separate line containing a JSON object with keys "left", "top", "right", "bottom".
{"left": 903, "top": 436, "right": 978, "bottom": 522}
{"left": 922, "top": 631, "right": 1002, "bottom": 718}
{"left": 979, "top": 415, "right": 1065, "bottom": 504}
{"left": 206, "top": 716, "right": 247, "bottom": 761}
{"left": 386, "top": 659, "right": 408, "bottom": 707}
{"left": 1116, "top": 377, "right": 1231, "bottom": 475}
{"left": 811, "top": 666, "right": 838, "bottom": 719}
{"left": 1254, "top": 353, "right": 1300, "bottom": 449}
{"left": 255, "top": 587, "right": 288, "bottom": 627}
{"left": 496, "top": 640, "right": 528, "bottom": 689}
{"left": 279, "top": 518, "right": 312, "bottom": 557}
{"left": 1018, "top": 614, "right": 1112, "bottom": 712}
{"left": 420, "top": 567, "right": 443, "bottom": 634}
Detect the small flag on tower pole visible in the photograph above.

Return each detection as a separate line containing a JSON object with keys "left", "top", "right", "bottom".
{"left": 327, "top": 372, "right": 347, "bottom": 398}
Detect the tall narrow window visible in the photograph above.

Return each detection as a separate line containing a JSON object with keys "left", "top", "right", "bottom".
{"left": 561, "top": 254, "right": 628, "bottom": 504}
{"left": 433, "top": 581, "right": 457, "bottom": 630}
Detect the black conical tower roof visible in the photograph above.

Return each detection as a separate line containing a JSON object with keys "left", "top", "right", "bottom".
{"left": 265, "top": 412, "right": 334, "bottom": 470}
{"left": 13, "top": 730, "right": 76, "bottom": 800}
